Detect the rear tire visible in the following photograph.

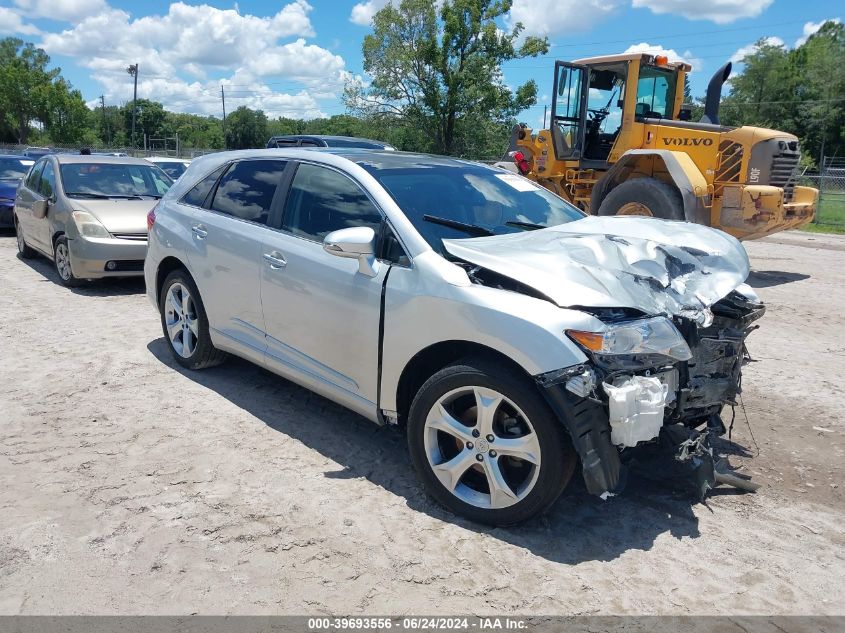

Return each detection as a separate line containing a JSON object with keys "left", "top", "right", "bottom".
{"left": 407, "top": 357, "right": 577, "bottom": 526}
{"left": 159, "top": 269, "right": 227, "bottom": 370}
{"left": 14, "top": 216, "right": 36, "bottom": 259}
{"left": 598, "top": 177, "right": 684, "bottom": 220}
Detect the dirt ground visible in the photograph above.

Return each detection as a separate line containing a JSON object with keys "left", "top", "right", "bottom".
{"left": 0, "top": 229, "right": 843, "bottom": 616}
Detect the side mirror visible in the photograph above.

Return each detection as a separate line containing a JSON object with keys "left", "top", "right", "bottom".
{"left": 323, "top": 226, "right": 380, "bottom": 277}
{"left": 32, "top": 199, "right": 48, "bottom": 219}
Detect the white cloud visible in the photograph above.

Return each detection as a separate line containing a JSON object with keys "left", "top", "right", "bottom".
{"left": 729, "top": 36, "right": 784, "bottom": 64}
{"left": 624, "top": 42, "right": 702, "bottom": 71}
{"left": 0, "top": 6, "right": 40, "bottom": 35}
{"left": 795, "top": 18, "right": 841, "bottom": 46}
{"left": 13, "top": 0, "right": 106, "bottom": 23}
{"left": 507, "top": 0, "right": 625, "bottom": 36}
{"left": 350, "top": 0, "right": 392, "bottom": 25}
{"left": 631, "top": 0, "right": 773, "bottom": 24}
{"left": 38, "top": 1, "right": 346, "bottom": 119}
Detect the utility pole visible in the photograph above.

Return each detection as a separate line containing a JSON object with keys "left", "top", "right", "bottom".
{"left": 221, "top": 85, "right": 227, "bottom": 149}
{"left": 127, "top": 63, "right": 138, "bottom": 149}
{"left": 99, "top": 95, "right": 108, "bottom": 145}
{"left": 543, "top": 104, "right": 548, "bottom": 129}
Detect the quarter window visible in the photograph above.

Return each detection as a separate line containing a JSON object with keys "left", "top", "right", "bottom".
{"left": 209, "top": 160, "right": 286, "bottom": 224}
{"left": 182, "top": 165, "right": 228, "bottom": 208}
{"left": 282, "top": 163, "right": 382, "bottom": 242}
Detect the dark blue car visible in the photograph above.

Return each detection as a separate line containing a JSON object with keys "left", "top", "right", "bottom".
{"left": 0, "top": 155, "right": 35, "bottom": 228}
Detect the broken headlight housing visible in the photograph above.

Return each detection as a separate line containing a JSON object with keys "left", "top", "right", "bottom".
{"left": 566, "top": 316, "right": 692, "bottom": 362}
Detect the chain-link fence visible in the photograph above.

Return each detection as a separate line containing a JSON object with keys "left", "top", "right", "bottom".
{"left": 0, "top": 143, "right": 220, "bottom": 160}
{"left": 799, "top": 157, "right": 845, "bottom": 228}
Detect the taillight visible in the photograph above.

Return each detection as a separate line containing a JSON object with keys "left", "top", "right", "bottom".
{"left": 147, "top": 204, "right": 157, "bottom": 231}
{"left": 509, "top": 150, "right": 531, "bottom": 175}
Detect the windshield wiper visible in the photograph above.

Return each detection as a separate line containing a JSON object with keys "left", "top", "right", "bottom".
{"left": 65, "top": 192, "right": 111, "bottom": 199}
{"left": 505, "top": 220, "right": 547, "bottom": 231}
{"left": 423, "top": 214, "right": 494, "bottom": 237}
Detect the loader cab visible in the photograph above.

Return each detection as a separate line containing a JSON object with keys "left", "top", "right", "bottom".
{"left": 550, "top": 54, "right": 689, "bottom": 167}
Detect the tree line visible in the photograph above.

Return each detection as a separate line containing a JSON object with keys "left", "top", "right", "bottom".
{"left": 0, "top": 2, "right": 842, "bottom": 165}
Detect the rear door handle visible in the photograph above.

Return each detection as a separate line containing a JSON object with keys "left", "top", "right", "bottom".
{"left": 192, "top": 225, "right": 208, "bottom": 239}
{"left": 263, "top": 252, "right": 287, "bottom": 269}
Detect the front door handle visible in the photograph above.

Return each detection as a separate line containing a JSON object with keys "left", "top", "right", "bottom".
{"left": 192, "top": 225, "right": 208, "bottom": 239}
{"left": 263, "top": 252, "right": 287, "bottom": 269}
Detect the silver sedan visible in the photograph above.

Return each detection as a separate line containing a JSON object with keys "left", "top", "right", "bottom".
{"left": 14, "top": 154, "right": 171, "bottom": 286}
{"left": 144, "top": 148, "right": 764, "bottom": 525}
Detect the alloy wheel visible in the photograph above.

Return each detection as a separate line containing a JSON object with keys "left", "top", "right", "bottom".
{"left": 55, "top": 242, "right": 72, "bottom": 280}
{"left": 164, "top": 282, "right": 199, "bottom": 358}
{"left": 16, "top": 225, "right": 25, "bottom": 253}
{"left": 423, "top": 386, "right": 541, "bottom": 510}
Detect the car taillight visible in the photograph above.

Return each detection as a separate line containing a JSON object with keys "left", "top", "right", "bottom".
{"left": 147, "top": 204, "right": 157, "bottom": 231}
{"left": 509, "top": 150, "right": 531, "bottom": 175}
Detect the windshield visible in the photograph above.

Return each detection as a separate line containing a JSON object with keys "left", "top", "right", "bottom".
{"left": 59, "top": 163, "right": 173, "bottom": 198}
{"left": 155, "top": 161, "right": 187, "bottom": 180}
{"left": 360, "top": 161, "right": 585, "bottom": 254}
{"left": 0, "top": 157, "right": 34, "bottom": 180}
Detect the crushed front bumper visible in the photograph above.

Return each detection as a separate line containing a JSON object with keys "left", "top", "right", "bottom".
{"left": 537, "top": 289, "right": 766, "bottom": 498}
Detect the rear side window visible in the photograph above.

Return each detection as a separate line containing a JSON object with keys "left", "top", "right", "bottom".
{"left": 181, "top": 165, "right": 228, "bottom": 208}
{"left": 282, "top": 163, "right": 382, "bottom": 242}
{"left": 209, "top": 159, "right": 287, "bottom": 225}
{"left": 39, "top": 162, "right": 56, "bottom": 199}
{"left": 25, "top": 160, "right": 45, "bottom": 190}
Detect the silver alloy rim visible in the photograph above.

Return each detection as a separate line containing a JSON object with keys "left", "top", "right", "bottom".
{"left": 16, "top": 225, "right": 25, "bottom": 252}
{"left": 164, "top": 282, "right": 199, "bottom": 358}
{"left": 424, "top": 386, "right": 541, "bottom": 510}
{"left": 55, "top": 242, "right": 72, "bottom": 280}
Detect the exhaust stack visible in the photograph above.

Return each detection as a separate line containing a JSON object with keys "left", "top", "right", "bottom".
{"left": 700, "top": 61, "right": 732, "bottom": 125}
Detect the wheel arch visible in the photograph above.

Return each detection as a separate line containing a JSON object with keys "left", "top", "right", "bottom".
{"left": 394, "top": 340, "right": 536, "bottom": 424}
{"left": 155, "top": 256, "right": 191, "bottom": 306}
{"left": 592, "top": 149, "right": 710, "bottom": 224}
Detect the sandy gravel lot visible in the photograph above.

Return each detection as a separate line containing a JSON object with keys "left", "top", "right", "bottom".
{"left": 0, "top": 229, "right": 843, "bottom": 615}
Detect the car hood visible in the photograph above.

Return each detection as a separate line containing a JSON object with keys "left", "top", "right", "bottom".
{"left": 442, "top": 216, "right": 750, "bottom": 317}
{"left": 0, "top": 179, "right": 19, "bottom": 200}
{"left": 71, "top": 198, "right": 156, "bottom": 234}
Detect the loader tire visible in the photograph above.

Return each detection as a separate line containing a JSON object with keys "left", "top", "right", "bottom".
{"left": 598, "top": 177, "right": 684, "bottom": 221}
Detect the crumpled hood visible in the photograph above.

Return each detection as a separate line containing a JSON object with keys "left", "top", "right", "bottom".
{"left": 442, "top": 216, "right": 750, "bottom": 316}
{"left": 71, "top": 199, "right": 155, "bottom": 234}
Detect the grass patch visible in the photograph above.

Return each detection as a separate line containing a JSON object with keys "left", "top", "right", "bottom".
{"left": 803, "top": 195, "right": 845, "bottom": 234}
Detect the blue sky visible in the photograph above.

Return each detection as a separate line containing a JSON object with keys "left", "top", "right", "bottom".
{"left": 0, "top": 0, "right": 840, "bottom": 126}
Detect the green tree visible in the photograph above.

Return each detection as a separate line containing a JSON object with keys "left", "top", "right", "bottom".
{"left": 345, "top": 0, "right": 548, "bottom": 156}
{"left": 0, "top": 38, "right": 59, "bottom": 143}
{"left": 225, "top": 106, "right": 268, "bottom": 149}
{"left": 721, "top": 22, "right": 845, "bottom": 165}
{"left": 122, "top": 98, "right": 167, "bottom": 146}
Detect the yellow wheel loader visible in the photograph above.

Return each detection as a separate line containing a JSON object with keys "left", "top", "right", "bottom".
{"left": 507, "top": 53, "right": 818, "bottom": 240}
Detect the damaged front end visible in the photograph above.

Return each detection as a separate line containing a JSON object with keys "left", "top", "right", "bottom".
{"left": 443, "top": 216, "right": 767, "bottom": 500}
{"left": 536, "top": 288, "right": 765, "bottom": 500}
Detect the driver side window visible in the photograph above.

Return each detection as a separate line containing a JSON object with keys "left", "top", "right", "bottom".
{"left": 281, "top": 163, "right": 382, "bottom": 243}
{"left": 39, "top": 162, "right": 56, "bottom": 200}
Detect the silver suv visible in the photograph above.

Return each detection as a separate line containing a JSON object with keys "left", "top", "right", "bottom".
{"left": 144, "top": 149, "right": 764, "bottom": 525}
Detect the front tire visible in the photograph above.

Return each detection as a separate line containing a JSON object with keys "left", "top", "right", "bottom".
{"left": 598, "top": 177, "right": 684, "bottom": 220}
{"left": 159, "top": 269, "right": 226, "bottom": 370}
{"left": 408, "top": 358, "right": 576, "bottom": 526}
{"left": 53, "top": 236, "right": 82, "bottom": 287}
{"left": 14, "top": 216, "right": 36, "bottom": 259}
